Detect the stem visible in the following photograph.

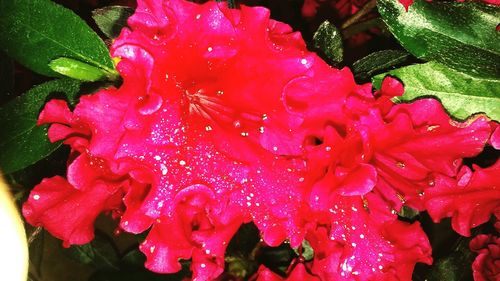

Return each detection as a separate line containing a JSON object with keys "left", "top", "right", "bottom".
{"left": 342, "top": 18, "right": 384, "bottom": 38}
{"left": 28, "top": 227, "right": 42, "bottom": 245}
{"left": 341, "top": 0, "right": 378, "bottom": 29}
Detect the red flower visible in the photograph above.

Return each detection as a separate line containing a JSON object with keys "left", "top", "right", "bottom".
{"left": 253, "top": 263, "right": 320, "bottom": 281}
{"left": 21, "top": 0, "right": 497, "bottom": 280}
{"left": 304, "top": 194, "right": 432, "bottom": 280}
{"left": 426, "top": 160, "right": 500, "bottom": 236}
{"left": 23, "top": 0, "right": 353, "bottom": 278}
{"left": 470, "top": 234, "right": 500, "bottom": 281}
{"left": 284, "top": 72, "right": 491, "bottom": 214}
{"left": 301, "top": 0, "right": 368, "bottom": 20}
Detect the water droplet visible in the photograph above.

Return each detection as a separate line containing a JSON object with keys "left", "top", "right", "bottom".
{"left": 240, "top": 132, "right": 249, "bottom": 137}
{"left": 360, "top": 234, "right": 365, "bottom": 239}
{"left": 150, "top": 246, "right": 155, "bottom": 253}
{"left": 262, "top": 114, "right": 268, "bottom": 120}
{"left": 396, "top": 161, "right": 405, "bottom": 168}
{"left": 300, "top": 58, "right": 307, "bottom": 65}
{"left": 207, "top": 47, "right": 213, "bottom": 52}
{"left": 427, "top": 125, "right": 440, "bottom": 132}
{"left": 179, "top": 160, "right": 186, "bottom": 166}
{"left": 205, "top": 125, "right": 213, "bottom": 131}
{"left": 154, "top": 155, "right": 161, "bottom": 161}
{"left": 160, "top": 164, "right": 168, "bottom": 175}
{"left": 33, "top": 194, "right": 40, "bottom": 200}
{"left": 272, "top": 146, "right": 278, "bottom": 151}
{"left": 123, "top": 221, "right": 129, "bottom": 226}
{"left": 216, "top": 90, "right": 224, "bottom": 96}
{"left": 259, "top": 126, "right": 265, "bottom": 133}
{"left": 195, "top": 14, "right": 201, "bottom": 20}
{"left": 233, "top": 120, "right": 241, "bottom": 128}
{"left": 351, "top": 206, "right": 358, "bottom": 212}
{"left": 325, "top": 146, "right": 332, "bottom": 151}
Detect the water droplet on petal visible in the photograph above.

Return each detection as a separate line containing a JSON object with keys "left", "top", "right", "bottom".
{"left": 33, "top": 194, "right": 40, "bottom": 200}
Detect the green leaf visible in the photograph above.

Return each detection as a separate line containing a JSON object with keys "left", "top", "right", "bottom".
{"left": 0, "top": 79, "right": 81, "bottom": 174}
{"left": 293, "top": 239, "right": 314, "bottom": 262}
{"left": 64, "top": 233, "right": 119, "bottom": 270}
{"left": 0, "top": 52, "right": 13, "bottom": 98}
{"left": 0, "top": 0, "right": 116, "bottom": 77}
{"left": 397, "top": 205, "right": 420, "bottom": 220}
{"left": 378, "top": 0, "right": 500, "bottom": 78}
{"left": 372, "top": 62, "right": 500, "bottom": 121}
{"left": 49, "top": 57, "right": 117, "bottom": 82}
{"left": 92, "top": 6, "right": 134, "bottom": 39}
{"left": 313, "top": 20, "right": 343, "bottom": 64}
{"left": 121, "top": 249, "right": 146, "bottom": 267}
{"left": 352, "top": 49, "right": 410, "bottom": 81}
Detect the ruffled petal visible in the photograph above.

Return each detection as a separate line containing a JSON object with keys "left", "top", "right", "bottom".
{"left": 426, "top": 161, "right": 500, "bottom": 236}
{"left": 470, "top": 234, "right": 500, "bottom": 281}
{"left": 22, "top": 176, "right": 121, "bottom": 247}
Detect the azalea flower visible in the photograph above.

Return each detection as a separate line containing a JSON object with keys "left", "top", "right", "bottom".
{"left": 470, "top": 234, "right": 500, "bottom": 281}
{"left": 253, "top": 263, "right": 320, "bottom": 281}
{"left": 23, "top": 0, "right": 331, "bottom": 278}
{"left": 426, "top": 160, "right": 500, "bottom": 237}
{"left": 21, "top": 0, "right": 497, "bottom": 280}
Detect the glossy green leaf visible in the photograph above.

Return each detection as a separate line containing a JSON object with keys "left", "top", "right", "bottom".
{"left": 0, "top": 79, "right": 81, "bottom": 174}
{"left": 64, "top": 233, "right": 119, "bottom": 270}
{"left": 313, "top": 20, "right": 343, "bottom": 64}
{"left": 49, "top": 57, "right": 117, "bottom": 82}
{"left": 352, "top": 49, "right": 410, "bottom": 81}
{"left": 0, "top": 0, "right": 115, "bottom": 77}
{"left": 92, "top": 6, "right": 134, "bottom": 39}
{"left": 373, "top": 62, "right": 500, "bottom": 121}
{"left": 378, "top": 0, "right": 500, "bottom": 78}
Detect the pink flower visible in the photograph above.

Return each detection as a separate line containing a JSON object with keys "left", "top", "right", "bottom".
{"left": 23, "top": 0, "right": 354, "bottom": 278}
{"left": 284, "top": 73, "right": 491, "bottom": 214}
{"left": 278, "top": 73, "right": 490, "bottom": 279}
{"left": 470, "top": 234, "right": 500, "bottom": 281}
{"left": 253, "top": 263, "right": 320, "bottom": 281}
{"left": 301, "top": 0, "right": 368, "bottom": 20}
{"left": 21, "top": 0, "right": 497, "bottom": 280}
{"left": 304, "top": 194, "right": 432, "bottom": 280}
{"left": 426, "top": 160, "right": 500, "bottom": 237}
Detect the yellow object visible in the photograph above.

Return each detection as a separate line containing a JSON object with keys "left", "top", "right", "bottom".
{"left": 0, "top": 176, "right": 29, "bottom": 281}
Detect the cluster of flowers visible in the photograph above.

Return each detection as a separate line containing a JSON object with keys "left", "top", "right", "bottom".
{"left": 22, "top": 0, "right": 499, "bottom": 280}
